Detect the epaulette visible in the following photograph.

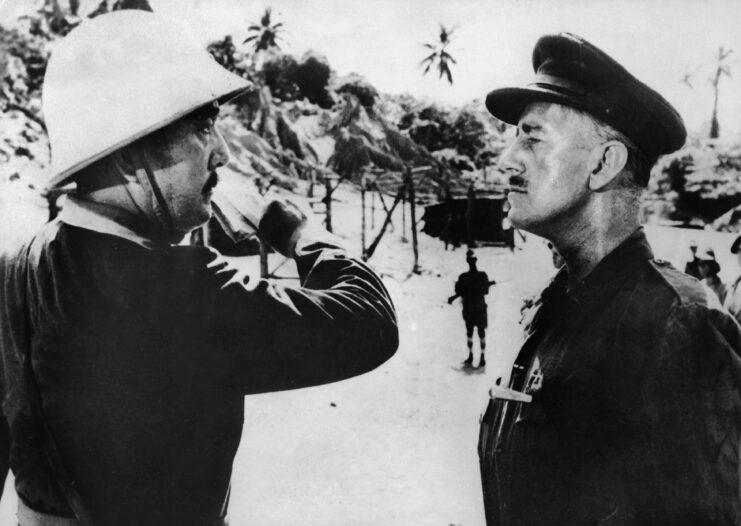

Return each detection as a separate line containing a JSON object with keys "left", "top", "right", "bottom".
{"left": 647, "top": 257, "right": 709, "bottom": 306}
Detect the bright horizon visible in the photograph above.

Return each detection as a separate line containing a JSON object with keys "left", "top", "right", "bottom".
{"left": 2, "top": 0, "right": 741, "bottom": 139}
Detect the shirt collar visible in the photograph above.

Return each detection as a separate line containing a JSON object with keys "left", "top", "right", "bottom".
{"left": 60, "top": 195, "right": 167, "bottom": 250}
{"left": 551, "top": 228, "right": 654, "bottom": 304}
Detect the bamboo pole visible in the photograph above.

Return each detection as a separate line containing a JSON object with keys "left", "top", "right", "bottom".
{"left": 406, "top": 167, "right": 420, "bottom": 274}
{"left": 361, "top": 173, "right": 367, "bottom": 259}
{"left": 259, "top": 240, "right": 269, "bottom": 278}
{"left": 324, "top": 177, "right": 333, "bottom": 233}
{"left": 365, "top": 186, "right": 405, "bottom": 261}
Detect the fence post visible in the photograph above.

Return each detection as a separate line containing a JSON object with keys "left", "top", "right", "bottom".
{"left": 406, "top": 167, "right": 420, "bottom": 274}
{"left": 324, "top": 177, "right": 333, "bottom": 233}
{"left": 259, "top": 240, "right": 269, "bottom": 278}
{"left": 360, "top": 173, "right": 367, "bottom": 259}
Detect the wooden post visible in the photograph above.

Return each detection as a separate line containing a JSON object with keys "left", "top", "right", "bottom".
{"left": 324, "top": 177, "right": 333, "bottom": 233}
{"left": 401, "top": 186, "right": 408, "bottom": 243}
{"left": 308, "top": 166, "right": 315, "bottom": 198}
{"left": 360, "top": 173, "right": 367, "bottom": 259}
{"left": 365, "top": 186, "right": 405, "bottom": 261}
{"left": 259, "top": 240, "right": 269, "bottom": 278}
{"left": 371, "top": 188, "right": 376, "bottom": 229}
{"left": 466, "top": 183, "right": 475, "bottom": 248}
{"left": 406, "top": 167, "right": 420, "bottom": 274}
{"left": 373, "top": 184, "right": 394, "bottom": 232}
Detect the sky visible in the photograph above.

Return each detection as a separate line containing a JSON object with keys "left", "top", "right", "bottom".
{"left": 2, "top": 0, "right": 741, "bottom": 139}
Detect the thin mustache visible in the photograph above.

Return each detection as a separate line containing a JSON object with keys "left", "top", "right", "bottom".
{"left": 203, "top": 172, "right": 219, "bottom": 193}
{"left": 508, "top": 175, "right": 527, "bottom": 189}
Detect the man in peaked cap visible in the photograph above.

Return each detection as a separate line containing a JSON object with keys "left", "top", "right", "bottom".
{"left": 478, "top": 33, "right": 741, "bottom": 524}
{"left": 0, "top": 10, "right": 397, "bottom": 526}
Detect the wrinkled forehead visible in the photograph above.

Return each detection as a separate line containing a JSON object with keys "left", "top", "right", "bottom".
{"left": 518, "top": 101, "right": 589, "bottom": 129}
{"left": 518, "top": 101, "right": 599, "bottom": 146}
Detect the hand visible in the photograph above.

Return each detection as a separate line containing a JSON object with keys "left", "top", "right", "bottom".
{"left": 447, "top": 296, "right": 455, "bottom": 305}
{"left": 258, "top": 200, "right": 308, "bottom": 257}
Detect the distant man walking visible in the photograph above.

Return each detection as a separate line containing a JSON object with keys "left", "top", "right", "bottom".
{"left": 448, "top": 250, "right": 491, "bottom": 367}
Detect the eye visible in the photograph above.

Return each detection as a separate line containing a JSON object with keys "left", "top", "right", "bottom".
{"left": 197, "top": 118, "right": 215, "bottom": 135}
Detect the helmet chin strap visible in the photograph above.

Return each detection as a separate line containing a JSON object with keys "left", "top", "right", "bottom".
{"left": 113, "top": 146, "right": 179, "bottom": 244}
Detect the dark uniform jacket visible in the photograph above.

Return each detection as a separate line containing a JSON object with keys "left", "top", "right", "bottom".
{"left": 0, "top": 199, "right": 398, "bottom": 525}
{"left": 479, "top": 229, "right": 741, "bottom": 525}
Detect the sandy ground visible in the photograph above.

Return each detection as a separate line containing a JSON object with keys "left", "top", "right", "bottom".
{"left": 0, "top": 181, "right": 739, "bottom": 525}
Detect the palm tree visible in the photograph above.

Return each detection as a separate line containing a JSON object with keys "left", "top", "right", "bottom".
{"left": 243, "top": 7, "right": 284, "bottom": 53}
{"left": 420, "top": 24, "right": 457, "bottom": 85}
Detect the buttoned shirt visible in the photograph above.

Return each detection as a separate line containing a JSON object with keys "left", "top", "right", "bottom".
{"left": 0, "top": 197, "right": 398, "bottom": 525}
{"left": 479, "top": 229, "right": 741, "bottom": 525}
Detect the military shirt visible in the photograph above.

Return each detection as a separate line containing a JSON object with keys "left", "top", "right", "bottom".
{"left": 0, "top": 198, "right": 398, "bottom": 525}
{"left": 479, "top": 229, "right": 741, "bottom": 525}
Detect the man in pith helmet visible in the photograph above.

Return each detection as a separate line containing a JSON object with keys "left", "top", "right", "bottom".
{"left": 0, "top": 10, "right": 397, "bottom": 526}
{"left": 478, "top": 33, "right": 741, "bottom": 524}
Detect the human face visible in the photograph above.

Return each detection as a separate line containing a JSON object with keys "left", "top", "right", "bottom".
{"left": 498, "top": 102, "right": 598, "bottom": 237}
{"left": 152, "top": 102, "right": 230, "bottom": 238}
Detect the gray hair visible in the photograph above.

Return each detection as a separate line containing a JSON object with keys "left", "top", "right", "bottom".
{"left": 568, "top": 107, "right": 656, "bottom": 188}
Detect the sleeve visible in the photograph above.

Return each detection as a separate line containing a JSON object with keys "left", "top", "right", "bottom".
{"left": 190, "top": 227, "right": 399, "bottom": 395}
{"left": 481, "top": 272, "right": 491, "bottom": 295}
{"left": 634, "top": 302, "right": 741, "bottom": 522}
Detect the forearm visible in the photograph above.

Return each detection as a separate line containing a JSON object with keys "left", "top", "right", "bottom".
{"left": 207, "top": 226, "right": 398, "bottom": 394}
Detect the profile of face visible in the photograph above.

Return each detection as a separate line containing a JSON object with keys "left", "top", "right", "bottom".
{"left": 150, "top": 102, "right": 230, "bottom": 237}
{"left": 499, "top": 102, "right": 598, "bottom": 237}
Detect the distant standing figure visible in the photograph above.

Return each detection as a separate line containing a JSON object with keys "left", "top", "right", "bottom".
{"left": 448, "top": 250, "right": 492, "bottom": 367}
{"left": 724, "top": 235, "right": 741, "bottom": 323}
{"left": 501, "top": 201, "right": 516, "bottom": 251}
{"left": 684, "top": 239, "right": 701, "bottom": 279}
{"left": 697, "top": 246, "right": 727, "bottom": 303}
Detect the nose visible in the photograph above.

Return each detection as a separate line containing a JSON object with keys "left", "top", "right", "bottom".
{"left": 209, "top": 127, "right": 231, "bottom": 170}
{"left": 498, "top": 141, "right": 522, "bottom": 175}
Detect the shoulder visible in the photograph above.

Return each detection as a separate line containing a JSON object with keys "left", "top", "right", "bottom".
{"left": 4, "top": 220, "right": 63, "bottom": 269}
{"left": 643, "top": 257, "right": 710, "bottom": 308}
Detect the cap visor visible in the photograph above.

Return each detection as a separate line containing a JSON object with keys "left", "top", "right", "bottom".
{"left": 485, "top": 86, "right": 580, "bottom": 125}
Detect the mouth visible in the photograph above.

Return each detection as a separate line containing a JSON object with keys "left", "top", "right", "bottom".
{"left": 507, "top": 175, "right": 527, "bottom": 194}
{"left": 202, "top": 171, "right": 219, "bottom": 196}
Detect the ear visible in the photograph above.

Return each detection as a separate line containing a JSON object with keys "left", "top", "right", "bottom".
{"left": 587, "top": 141, "right": 629, "bottom": 191}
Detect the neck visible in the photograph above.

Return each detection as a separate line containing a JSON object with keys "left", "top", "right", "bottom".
{"left": 552, "top": 193, "right": 640, "bottom": 288}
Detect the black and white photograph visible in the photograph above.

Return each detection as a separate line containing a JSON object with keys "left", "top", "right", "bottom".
{"left": 0, "top": 0, "right": 740, "bottom": 524}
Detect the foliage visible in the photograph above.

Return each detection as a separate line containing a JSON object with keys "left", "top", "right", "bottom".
{"left": 292, "top": 53, "right": 333, "bottom": 108}
{"left": 650, "top": 142, "right": 741, "bottom": 221}
{"left": 207, "top": 35, "right": 249, "bottom": 78}
{"left": 243, "top": 7, "right": 283, "bottom": 52}
{"left": 261, "top": 53, "right": 300, "bottom": 100}
{"left": 336, "top": 74, "right": 378, "bottom": 110}
{"left": 260, "top": 51, "right": 333, "bottom": 108}
{"left": 420, "top": 24, "right": 456, "bottom": 85}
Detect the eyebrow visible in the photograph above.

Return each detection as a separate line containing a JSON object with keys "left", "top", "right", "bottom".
{"left": 520, "top": 121, "right": 543, "bottom": 134}
{"left": 190, "top": 102, "right": 220, "bottom": 122}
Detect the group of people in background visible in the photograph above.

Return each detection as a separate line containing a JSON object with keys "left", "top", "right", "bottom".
{"left": 685, "top": 236, "right": 741, "bottom": 324}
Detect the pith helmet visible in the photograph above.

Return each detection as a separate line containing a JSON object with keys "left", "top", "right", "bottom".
{"left": 43, "top": 10, "right": 252, "bottom": 188}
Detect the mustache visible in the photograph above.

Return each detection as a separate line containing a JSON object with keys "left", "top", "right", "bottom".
{"left": 203, "top": 171, "right": 219, "bottom": 194}
{"left": 508, "top": 174, "right": 527, "bottom": 190}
